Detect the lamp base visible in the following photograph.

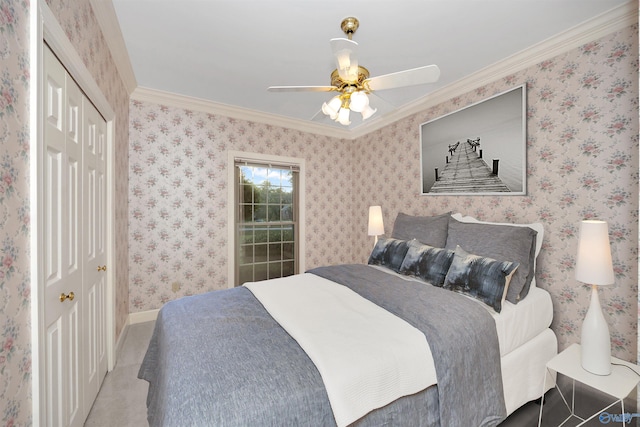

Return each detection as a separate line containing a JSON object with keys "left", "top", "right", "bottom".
{"left": 580, "top": 285, "right": 611, "bottom": 375}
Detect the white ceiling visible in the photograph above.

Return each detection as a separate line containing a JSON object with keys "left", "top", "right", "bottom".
{"left": 105, "top": 0, "right": 631, "bottom": 135}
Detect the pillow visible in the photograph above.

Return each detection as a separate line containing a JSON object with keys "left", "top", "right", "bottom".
{"left": 391, "top": 212, "right": 450, "bottom": 248}
{"left": 445, "top": 215, "right": 538, "bottom": 304}
{"left": 368, "top": 238, "right": 411, "bottom": 273}
{"left": 443, "top": 245, "right": 519, "bottom": 313}
{"left": 450, "top": 213, "right": 544, "bottom": 265}
{"left": 399, "top": 240, "right": 455, "bottom": 286}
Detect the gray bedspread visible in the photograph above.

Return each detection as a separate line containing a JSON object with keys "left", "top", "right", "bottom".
{"left": 138, "top": 264, "right": 505, "bottom": 427}
{"left": 310, "top": 264, "right": 506, "bottom": 426}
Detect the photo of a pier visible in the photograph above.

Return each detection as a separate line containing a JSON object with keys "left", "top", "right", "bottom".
{"left": 421, "top": 85, "right": 526, "bottom": 195}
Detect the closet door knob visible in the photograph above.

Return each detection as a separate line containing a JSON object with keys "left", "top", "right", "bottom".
{"left": 59, "top": 292, "right": 75, "bottom": 302}
{"left": 97, "top": 265, "right": 107, "bottom": 272}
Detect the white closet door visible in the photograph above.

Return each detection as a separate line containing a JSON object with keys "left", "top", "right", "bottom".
{"left": 43, "top": 45, "right": 84, "bottom": 427}
{"left": 43, "top": 44, "right": 108, "bottom": 427}
{"left": 82, "top": 98, "right": 108, "bottom": 410}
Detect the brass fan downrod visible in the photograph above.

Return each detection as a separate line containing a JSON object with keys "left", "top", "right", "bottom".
{"left": 340, "top": 17, "right": 359, "bottom": 40}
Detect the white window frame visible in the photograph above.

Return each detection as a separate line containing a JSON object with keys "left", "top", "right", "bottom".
{"left": 227, "top": 151, "right": 305, "bottom": 288}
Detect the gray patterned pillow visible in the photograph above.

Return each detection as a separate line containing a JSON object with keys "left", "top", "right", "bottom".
{"left": 445, "top": 217, "right": 536, "bottom": 304}
{"left": 399, "top": 240, "right": 455, "bottom": 286}
{"left": 391, "top": 212, "right": 450, "bottom": 248}
{"left": 367, "top": 238, "right": 410, "bottom": 273}
{"left": 443, "top": 245, "right": 519, "bottom": 313}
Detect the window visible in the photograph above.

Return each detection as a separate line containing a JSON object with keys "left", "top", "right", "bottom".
{"left": 232, "top": 156, "right": 301, "bottom": 286}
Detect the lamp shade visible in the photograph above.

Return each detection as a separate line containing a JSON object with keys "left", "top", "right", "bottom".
{"left": 322, "top": 96, "right": 341, "bottom": 120}
{"left": 575, "top": 220, "right": 614, "bottom": 286}
{"left": 349, "top": 91, "right": 369, "bottom": 112}
{"left": 336, "top": 107, "right": 351, "bottom": 125}
{"left": 361, "top": 104, "right": 377, "bottom": 120}
{"left": 368, "top": 206, "right": 384, "bottom": 236}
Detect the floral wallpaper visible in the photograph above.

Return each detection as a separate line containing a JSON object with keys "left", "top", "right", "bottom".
{"left": 129, "top": 24, "right": 638, "bottom": 364}
{"left": 128, "top": 105, "right": 356, "bottom": 309}
{"left": 0, "top": 0, "right": 129, "bottom": 424}
{"left": 0, "top": 0, "right": 33, "bottom": 425}
{"left": 350, "top": 24, "right": 639, "bottom": 362}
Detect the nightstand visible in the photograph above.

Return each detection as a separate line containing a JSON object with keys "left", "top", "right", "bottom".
{"left": 538, "top": 343, "right": 640, "bottom": 427}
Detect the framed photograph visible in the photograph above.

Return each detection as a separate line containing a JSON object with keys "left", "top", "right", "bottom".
{"left": 420, "top": 84, "right": 527, "bottom": 195}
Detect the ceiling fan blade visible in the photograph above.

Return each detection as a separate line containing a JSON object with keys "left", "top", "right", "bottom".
{"left": 366, "top": 65, "right": 440, "bottom": 91}
{"left": 367, "top": 92, "right": 397, "bottom": 112}
{"left": 267, "top": 86, "right": 336, "bottom": 92}
{"left": 310, "top": 108, "right": 332, "bottom": 122}
{"left": 330, "top": 38, "right": 359, "bottom": 82}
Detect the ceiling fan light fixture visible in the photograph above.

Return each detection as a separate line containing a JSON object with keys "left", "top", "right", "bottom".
{"left": 336, "top": 107, "right": 351, "bottom": 125}
{"left": 361, "top": 104, "right": 377, "bottom": 120}
{"left": 349, "top": 90, "right": 369, "bottom": 112}
{"left": 321, "top": 103, "right": 338, "bottom": 120}
{"left": 268, "top": 17, "right": 439, "bottom": 128}
{"left": 322, "top": 95, "right": 342, "bottom": 119}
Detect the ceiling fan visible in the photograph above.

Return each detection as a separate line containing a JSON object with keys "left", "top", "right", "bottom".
{"left": 267, "top": 17, "right": 440, "bottom": 126}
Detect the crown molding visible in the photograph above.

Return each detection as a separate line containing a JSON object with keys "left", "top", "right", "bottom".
{"left": 349, "top": 0, "right": 637, "bottom": 139}
{"left": 114, "top": 1, "right": 635, "bottom": 140}
{"left": 89, "top": 0, "right": 137, "bottom": 95}
{"left": 131, "top": 87, "right": 352, "bottom": 139}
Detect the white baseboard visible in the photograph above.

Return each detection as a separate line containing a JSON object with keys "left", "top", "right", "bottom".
{"left": 129, "top": 309, "right": 160, "bottom": 324}
{"left": 111, "top": 309, "right": 160, "bottom": 370}
{"left": 113, "top": 318, "right": 130, "bottom": 367}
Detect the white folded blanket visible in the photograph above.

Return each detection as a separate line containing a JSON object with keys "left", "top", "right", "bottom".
{"left": 245, "top": 273, "right": 437, "bottom": 427}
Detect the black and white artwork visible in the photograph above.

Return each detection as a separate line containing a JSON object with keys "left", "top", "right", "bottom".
{"left": 420, "top": 84, "right": 527, "bottom": 195}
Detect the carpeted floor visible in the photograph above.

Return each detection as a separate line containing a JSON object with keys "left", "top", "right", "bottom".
{"left": 84, "top": 321, "right": 153, "bottom": 426}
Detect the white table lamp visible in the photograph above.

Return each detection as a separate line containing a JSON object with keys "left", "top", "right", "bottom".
{"left": 368, "top": 206, "right": 384, "bottom": 246}
{"left": 575, "top": 220, "right": 615, "bottom": 375}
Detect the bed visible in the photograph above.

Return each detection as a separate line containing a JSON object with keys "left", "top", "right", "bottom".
{"left": 138, "top": 212, "right": 557, "bottom": 426}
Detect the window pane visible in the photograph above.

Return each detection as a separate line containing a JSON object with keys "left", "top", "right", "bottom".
{"left": 239, "top": 245, "right": 253, "bottom": 264}
{"left": 267, "top": 205, "right": 281, "bottom": 222}
{"left": 256, "top": 185, "right": 268, "bottom": 204}
{"left": 267, "top": 189, "right": 281, "bottom": 204}
{"left": 269, "top": 243, "right": 282, "bottom": 261}
{"left": 239, "top": 166, "right": 252, "bottom": 181}
{"left": 256, "top": 168, "right": 265, "bottom": 180}
{"left": 268, "top": 262, "right": 282, "bottom": 280}
{"left": 240, "top": 184, "right": 253, "bottom": 204}
{"left": 282, "top": 242, "right": 294, "bottom": 260}
{"left": 282, "top": 225, "right": 294, "bottom": 241}
{"left": 239, "top": 265, "right": 253, "bottom": 284}
{"left": 240, "top": 205, "right": 254, "bottom": 222}
{"left": 254, "top": 204, "right": 267, "bottom": 222}
{"left": 239, "top": 227, "right": 253, "bottom": 244}
{"left": 282, "top": 261, "right": 295, "bottom": 276}
{"left": 283, "top": 170, "right": 293, "bottom": 185}
{"left": 281, "top": 187, "right": 293, "bottom": 204}
{"left": 254, "top": 263, "right": 268, "bottom": 281}
{"left": 268, "top": 226, "right": 282, "bottom": 242}
{"left": 254, "top": 227, "right": 268, "bottom": 243}
{"left": 254, "top": 243, "right": 268, "bottom": 262}
{"left": 281, "top": 204, "right": 293, "bottom": 221}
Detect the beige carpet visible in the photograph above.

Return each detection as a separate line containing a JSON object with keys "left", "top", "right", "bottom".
{"left": 84, "top": 321, "right": 154, "bottom": 427}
